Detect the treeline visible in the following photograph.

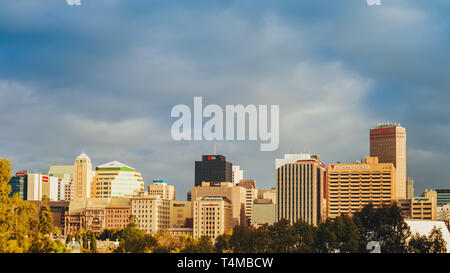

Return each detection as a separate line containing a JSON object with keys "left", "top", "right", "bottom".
{"left": 99, "top": 204, "right": 447, "bottom": 253}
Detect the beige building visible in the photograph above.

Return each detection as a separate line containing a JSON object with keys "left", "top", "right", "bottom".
{"left": 92, "top": 161, "right": 144, "bottom": 198}
{"left": 257, "top": 188, "right": 276, "bottom": 204}
{"left": 276, "top": 154, "right": 326, "bottom": 225}
{"left": 370, "top": 124, "right": 407, "bottom": 200}
{"left": 170, "top": 200, "right": 192, "bottom": 228}
{"left": 148, "top": 180, "right": 175, "bottom": 200}
{"left": 73, "top": 153, "right": 94, "bottom": 199}
{"left": 410, "top": 190, "right": 437, "bottom": 220}
{"left": 168, "top": 227, "right": 193, "bottom": 237}
{"left": 327, "top": 156, "right": 396, "bottom": 219}
{"left": 64, "top": 197, "right": 131, "bottom": 234}
{"left": 193, "top": 196, "right": 233, "bottom": 240}
{"left": 238, "top": 180, "right": 258, "bottom": 225}
{"left": 131, "top": 192, "right": 170, "bottom": 234}
{"left": 190, "top": 182, "right": 247, "bottom": 227}
{"left": 406, "top": 178, "right": 414, "bottom": 200}
{"left": 251, "top": 199, "right": 275, "bottom": 227}
{"left": 437, "top": 204, "right": 450, "bottom": 223}
{"left": 48, "top": 165, "right": 74, "bottom": 201}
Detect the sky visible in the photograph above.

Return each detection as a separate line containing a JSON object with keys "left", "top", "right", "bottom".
{"left": 0, "top": 0, "right": 449, "bottom": 200}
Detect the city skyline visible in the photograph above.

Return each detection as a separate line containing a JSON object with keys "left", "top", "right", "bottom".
{"left": 2, "top": 1, "right": 450, "bottom": 200}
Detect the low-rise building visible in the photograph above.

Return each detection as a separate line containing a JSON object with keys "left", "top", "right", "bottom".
{"left": 169, "top": 200, "right": 192, "bottom": 228}
{"left": 148, "top": 180, "right": 175, "bottom": 200}
{"left": 193, "top": 196, "right": 233, "bottom": 240}
{"left": 251, "top": 199, "right": 275, "bottom": 227}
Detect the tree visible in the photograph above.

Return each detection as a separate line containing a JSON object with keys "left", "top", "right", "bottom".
{"left": 113, "top": 224, "right": 157, "bottom": 253}
{"left": 0, "top": 159, "right": 12, "bottom": 197}
{"left": 291, "top": 220, "right": 316, "bottom": 253}
{"left": 353, "top": 203, "right": 411, "bottom": 253}
{"left": 90, "top": 232, "right": 97, "bottom": 253}
{"left": 0, "top": 159, "right": 37, "bottom": 252}
{"left": 181, "top": 236, "right": 214, "bottom": 253}
{"left": 267, "top": 219, "right": 296, "bottom": 252}
{"left": 38, "top": 196, "right": 54, "bottom": 236}
{"left": 408, "top": 227, "right": 447, "bottom": 253}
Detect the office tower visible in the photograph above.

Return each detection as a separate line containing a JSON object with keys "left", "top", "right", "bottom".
{"left": 327, "top": 156, "right": 396, "bottom": 219}
{"left": 148, "top": 180, "right": 175, "bottom": 200}
{"left": 73, "top": 153, "right": 94, "bottom": 199}
{"left": 27, "top": 173, "right": 59, "bottom": 201}
{"left": 193, "top": 196, "right": 233, "bottom": 240}
{"left": 232, "top": 165, "right": 243, "bottom": 186}
{"left": 251, "top": 199, "right": 275, "bottom": 227}
{"left": 370, "top": 123, "right": 407, "bottom": 200}
{"left": 195, "top": 155, "right": 232, "bottom": 187}
{"left": 169, "top": 200, "right": 193, "bottom": 228}
{"left": 238, "top": 180, "right": 258, "bottom": 224}
{"left": 190, "top": 182, "right": 247, "bottom": 227}
{"left": 48, "top": 165, "right": 74, "bottom": 201}
{"left": 410, "top": 190, "right": 437, "bottom": 220}
{"left": 406, "top": 178, "right": 414, "bottom": 200}
{"left": 92, "top": 161, "right": 144, "bottom": 198}
{"left": 276, "top": 154, "right": 326, "bottom": 225}
{"left": 436, "top": 189, "right": 450, "bottom": 206}
{"left": 8, "top": 171, "right": 28, "bottom": 199}
{"left": 131, "top": 193, "right": 170, "bottom": 234}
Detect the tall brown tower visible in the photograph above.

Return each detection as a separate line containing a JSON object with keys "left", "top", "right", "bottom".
{"left": 370, "top": 123, "right": 407, "bottom": 200}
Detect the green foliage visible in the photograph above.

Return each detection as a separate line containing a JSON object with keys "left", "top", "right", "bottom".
{"left": 38, "top": 199, "right": 54, "bottom": 235}
{"left": 113, "top": 224, "right": 157, "bottom": 253}
{"left": 181, "top": 236, "right": 214, "bottom": 253}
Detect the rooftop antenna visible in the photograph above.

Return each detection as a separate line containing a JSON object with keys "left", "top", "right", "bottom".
{"left": 287, "top": 145, "right": 290, "bottom": 154}
{"left": 214, "top": 144, "right": 216, "bottom": 155}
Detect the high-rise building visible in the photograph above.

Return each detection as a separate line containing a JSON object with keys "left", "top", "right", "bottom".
{"left": 370, "top": 123, "right": 407, "bottom": 200}
{"left": 48, "top": 165, "right": 74, "bottom": 201}
{"left": 8, "top": 171, "right": 28, "bottom": 199}
{"left": 73, "top": 153, "right": 94, "bottom": 199}
{"left": 406, "top": 178, "right": 414, "bottom": 200}
{"left": 193, "top": 196, "right": 233, "bottom": 240}
{"left": 92, "top": 161, "right": 144, "bottom": 198}
{"left": 436, "top": 189, "right": 450, "bottom": 207}
{"left": 131, "top": 193, "right": 170, "bottom": 234}
{"left": 276, "top": 154, "right": 326, "bottom": 225}
{"left": 148, "top": 180, "right": 175, "bottom": 200}
{"left": 190, "top": 182, "right": 247, "bottom": 227}
{"left": 327, "top": 156, "right": 396, "bottom": 219}
{"left": 195, "top": 155, "right": 232, "bottom": 187}
{"left": 238, "top": 180, "right": 258, "bottom": 224}
{"left": 232, "top": 165, "right": 243, "bottom": 186}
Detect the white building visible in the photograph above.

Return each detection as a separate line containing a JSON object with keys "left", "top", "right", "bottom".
{"left": 48, "top": 165, "right": 74, "bottom": 201}
{"left": 232, "top": 165, "right": 243, "bottom": 186}
{"left": 27, "top": 173, "right": 58, "bottom": 201}
{"left": 92, "top": 161, "right": 144, "bottom": 198}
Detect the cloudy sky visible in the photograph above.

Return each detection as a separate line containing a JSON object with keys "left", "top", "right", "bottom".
{"left": 1, "top": 0, "right": 449, "bottom": 199}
